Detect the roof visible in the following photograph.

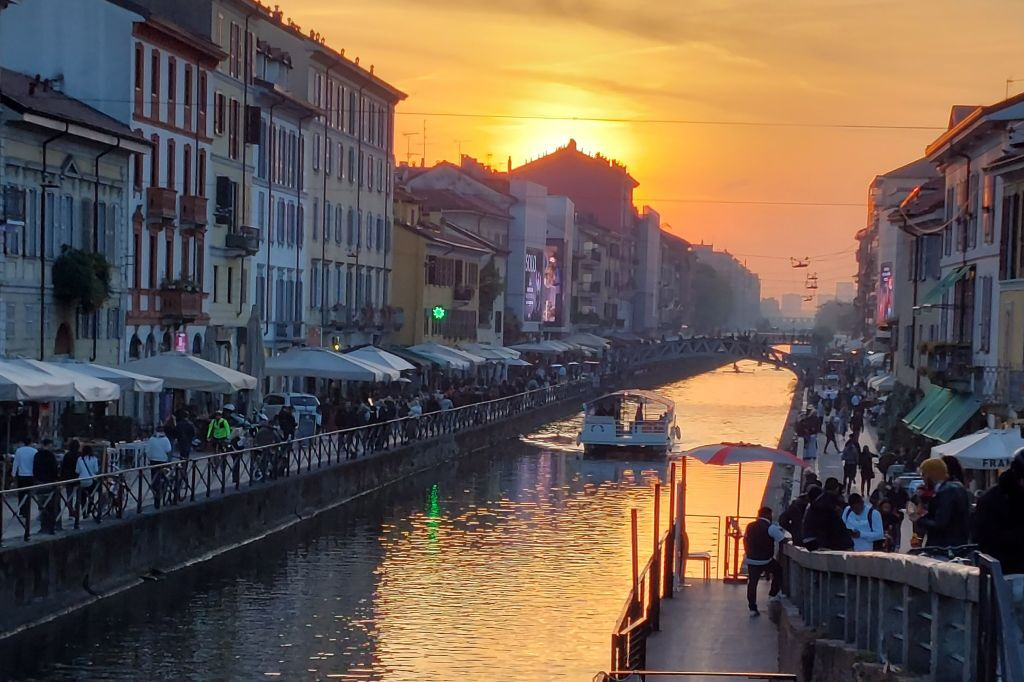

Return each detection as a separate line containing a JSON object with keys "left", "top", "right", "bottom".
{"left": 309, "top": 49, "right": 407, "bottom": 104}
{"left": 927, "top": 94, "right": 1024, "bottom": 159}
{"left": 1, "top": 69, "right": 149, "bottom": 146}
{"left": 589, "top": 389, "right": 674, "bottom": 409}
{"left": 514, "top": 138, "right": 638, "bottom": 187}
{"left": 442, "top": 219, "right": 508, "bottom": 255}
{"left": 395, "top": 220, "right": 493, "bottom": 255}
{"left": 252, "top": 78, "right": 322, "bottom": 117}
{"left": 413, "top": 187, "right": 511, "bottom": 219}
{"left": 948, "top": 105, "right": 980, "bottom": 129}
{"left": 878, "top": 156, "right": 937, "bottom": 181}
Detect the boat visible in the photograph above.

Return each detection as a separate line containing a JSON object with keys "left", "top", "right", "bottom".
{"left": 577, "top": 389, "right": 681, "bottom": 457}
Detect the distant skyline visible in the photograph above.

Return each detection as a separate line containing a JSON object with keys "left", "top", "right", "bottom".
{"left": 285, "top": 0, "right": 1024, "bottom": 298}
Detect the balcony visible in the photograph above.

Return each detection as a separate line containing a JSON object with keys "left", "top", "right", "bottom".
{"left": 453, "top": 285, "right": 475, "bottom": 302}
{"left": 159, "top": 282, "right": 202, "bottom": 321}
{"left": 921, "top": 342, "right": 973, "bottom": 389}
{"left": 973, "top": 367, "right": 1024, "bottom": 407}
{"left": 224, "top": 226, "right": 260, "bottom": 256}
{"left": 179, "top": 195, "right": 208, "bottom": 227}
{"left": 273, "top": 321, "right": 304, "bottom": 342}
{"left": 330, "top": 305, "right": 355, "bottom": 330}
{"left": 146, "top": 187, "right": 177, "bottom": 223}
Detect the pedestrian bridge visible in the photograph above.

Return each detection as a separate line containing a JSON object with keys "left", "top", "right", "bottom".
{"left": 617, "top": 336, "right": 812, "bottom": 372}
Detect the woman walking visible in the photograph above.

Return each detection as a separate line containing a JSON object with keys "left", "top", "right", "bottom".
{"left": 859, "top": 444, "right": 875, "bottom": 497}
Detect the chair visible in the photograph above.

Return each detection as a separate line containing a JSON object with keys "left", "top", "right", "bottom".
{"left": 687, "top": 551, "right": 712, "bottom": 582}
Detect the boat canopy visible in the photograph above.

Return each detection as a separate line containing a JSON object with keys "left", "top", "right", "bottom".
{"left": 588, "top": 389, "right": 674, "bottom": 410}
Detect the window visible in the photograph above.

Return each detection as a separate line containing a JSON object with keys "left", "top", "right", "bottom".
{"left": 166, "top": 138, "right": 175, "bottom": 190}
{"left": 980, "top": 274, "right": 992, "bottom": 352}
{"left": 358, "top": 150, "right": 364, "bottom": 186}
{"left": 257, "top": 270, "right": 266, "bottom": 319}
{"left": 348, "top": 147, "right": 355, "bottom": 183}
{"left": 133, "top": 42, "right": 144, "bottom": 114}
{"left": 181, "top": 233, "right": 190, "bottom": 279}
{"left": 968, "top": 172, "right": 978, "bottom": 249}
{"left": 150, "top": 134, "right": 160, "bottom": 187}
{"left": 183, "top": 145, "right": 192, "bottom": 197}
{"left": 337, "top": 142, "right": 344, "bottom": 179}
{"left": 366, "top": 212, "right": 373, "bottom": 250}
{"left": 286, "top": 202, "right": 295, "bottom": 245}
{"left": 376, "top": 216, "right": 383, "bottom": 252}
{"left": 324, "top": 201, "right": 331, "bottom": 243}
{"left": 258, "top": 119, "right": 267, "bottom": 179}
{"left": 311, "top": 260, "right": 321, "bottom": 308}
{"left": 367, "top": 154, "right": 373, "bottom": 190}
{"left": 164, "top": 230, "right": 174, "bottom": 284}
{"left": 198, "top": 150, "right": 207, "bottom": 197}
{"left": 198, "top": 71, "right": 208, "bottom": 132}
{"left": 1001, "top": 189, "right": 1023, "bottom": 280}
{"left": 229, "top": 98, "right": 240, "bottom": 160}
{"left": 313, "top": 133, "right": 321, "bottom": 171}
{"left": 347, "top": 208, "right": 355, "bottom": 245}
{"left": 297, "top": 205, "right": 304, "bottom": 247}
{"left": 335, "top": 205, "right": 343, "bottom": 244}
{"left": 276, "top": 198, "right": 285, "bottom": 244}
{"left": 325, "top": 137, "right": 332, "bottom": 176}
{"left": 382, "top": 271, "right": 389, "bottom": 305}
{"left": 944, "top": 186, "right": 954, "bottom": 256}
{"left": 214, "top": 92, "right": 226, "bottom": 136}
{"left": 312, "top": 199, "right": 319, "bottom": 242}
{"left": 213, "top": 265, "right": 220, "bottom": 302}
{"left": 298, "top": 135, "right": 305, "bottom": 191}
{"left": 133, "top": 142, "right": 144, "bottom": 193}
{"left": 150, "top": 48, "right": 160, "bottom": 118}
{"left": 183, "top": 65, "right": 193, "bottom": 131}
{"left": 229, "top": 22, "right": 241, "bottom": 78}
{"left": 166, "top": 57, "right": 176, "bottom": 126}
{"left": 348, "top": 90, "right": 356, "bottom": 133}
{"left": 148, "top": 232, "right": 158, "bottom": 287}
{"left": 227, "top": 266, "right": 234, "bottom": 304}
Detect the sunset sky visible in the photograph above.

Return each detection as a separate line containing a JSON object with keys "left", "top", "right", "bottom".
{"left": 287, "top": 0, "right": 1024, "bottom": 302}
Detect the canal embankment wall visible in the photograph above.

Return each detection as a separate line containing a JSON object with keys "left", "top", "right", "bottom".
{"left": 0, "top": 355, "right": 727, "bottom": 639}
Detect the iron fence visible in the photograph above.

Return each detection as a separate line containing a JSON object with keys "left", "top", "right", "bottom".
{"left": 1, "top": 381, "right": 591, "bottom": 545}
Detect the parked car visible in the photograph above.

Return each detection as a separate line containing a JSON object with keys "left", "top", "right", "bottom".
{"left": 262, "top": 393, "right": 322, "bottom": 428}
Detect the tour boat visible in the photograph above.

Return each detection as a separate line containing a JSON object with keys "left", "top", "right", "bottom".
{"left": 577, "top": 389, "right": 681, "bottom": 457}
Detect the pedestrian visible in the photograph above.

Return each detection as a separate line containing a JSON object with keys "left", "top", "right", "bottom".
{"left": 973, "top": 451, "right": 1024, "bottom": 573}
{"left": 802, "top": 484, "right": 854, "bottom": 552}
{"left": 841, "top": 439, "right": 859, "bottom": 495}
{"left": 59, "top": 439, "right": 81, "bottom": 525}
{"left": 849, "top": 410, "right": 863, "bottom": 440}
{"left": 32, "top": 438, "right": 59, "bottom": 534}
{"left": 912, "top": 458, "right": 971, "bottom": 547}
{"left": 841, "top": 493, "right": 884, "bottom": 551}
{"left": 941, "top": 455, "right": 966, "bottom": 485}
{"left": 858, "top": 444, "right": 875, "bottom": 497}
{"left": 877, "top": 498, "right": 903, "bottom": 551}
{"left": 823, "top": 417, "right": 839, "bottom": 454}
{"left": 175, "top": 412, "right": 196, "bottom": 459}
{"left": 11, "top": 437, "right": 37, "bottom": 520}
{"left": 76, "top": 445, "right": 100, "bottom": 515}
{"left": 779, "top": 489, "right": 810, "bottom": 546}
{"left": 276, "top": 405, "right": 297, "bottom": 441}
{"left": 743, "top": 506, "right": 785, "bottom": 617}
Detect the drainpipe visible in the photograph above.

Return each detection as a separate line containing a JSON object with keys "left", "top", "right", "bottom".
{"left": 263, "top": 100, "right": 278, "bottom": 336}
{"left": 92, "top": 140, "right": 121, "bottom": 361}
{"left": 40, "top": 125, "right": 70, "bottom": 360}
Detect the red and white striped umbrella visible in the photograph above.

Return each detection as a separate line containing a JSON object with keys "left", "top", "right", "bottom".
{"left": 681, "top": 442, "right": 808, "bottom": 468}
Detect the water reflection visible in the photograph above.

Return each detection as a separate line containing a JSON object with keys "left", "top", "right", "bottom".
{"left": 9, "top": 361, "right": 794, "bottom": 681}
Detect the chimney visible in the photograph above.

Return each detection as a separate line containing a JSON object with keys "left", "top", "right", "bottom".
{"left": 507, "top": 156, "right": 512, "bottom": 174}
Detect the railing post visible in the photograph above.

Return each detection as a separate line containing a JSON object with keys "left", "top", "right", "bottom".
{"left": 137, "top": 470, "right": 144, "bottom": 514}
{"left": 631, "top": 508, "right": 639, "bottom": 616}
{"left": 650, "top": 483, "right": 661, "bottom": 630}
{"left": 190, "top": 462, "right": 197, "bottom": 502}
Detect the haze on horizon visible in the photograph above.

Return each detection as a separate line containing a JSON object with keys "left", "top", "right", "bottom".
{"left": 285, "top": 0, "right": 1024, "bottom": 301}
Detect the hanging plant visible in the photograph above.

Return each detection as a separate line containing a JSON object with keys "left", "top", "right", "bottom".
{"left": 52, "top": 246, "right": 112, "bottom": 313}
{"left": 477, "top": 258, "right": 504, "bottom": 312}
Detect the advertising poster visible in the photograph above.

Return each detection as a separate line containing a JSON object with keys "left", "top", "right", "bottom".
{"left": 877, "top": 262, "right": 894, "bottom": 324}
{"left": 524, "top": 248, "right": 542, "bottom": 322}
{"left": 542, "top": 242, "right": 563, "bottom": 325}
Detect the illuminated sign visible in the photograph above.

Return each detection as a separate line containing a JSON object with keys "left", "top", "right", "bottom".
{"left": 876, "top": 262, "right": 894, "bottom": 326}
{"left": 432, "top": 306, "right": 447, "bottom": 320}
{"left": 542, "top": 242, "right": 563, "bottom": 325}
{"left": 174, "top": 331, "right": 188, "bottom": 353}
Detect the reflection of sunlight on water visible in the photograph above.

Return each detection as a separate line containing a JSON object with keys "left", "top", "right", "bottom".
{"left": 35, "top": 360, "right": 795, "bottom": 682}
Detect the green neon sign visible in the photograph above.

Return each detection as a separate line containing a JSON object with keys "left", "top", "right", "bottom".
{"left": 432, "top": 306, "right": 446, "bottom": 320}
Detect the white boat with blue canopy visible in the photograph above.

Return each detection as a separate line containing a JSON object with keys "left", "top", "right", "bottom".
{"left": 578, "top": 389, "right": 681, "bottom": 457}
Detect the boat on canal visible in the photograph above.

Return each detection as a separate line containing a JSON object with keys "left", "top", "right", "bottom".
{"left": 578, "top": 389, "right": 681, "bottom": 457}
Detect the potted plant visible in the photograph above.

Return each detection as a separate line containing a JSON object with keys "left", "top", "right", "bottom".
{"left": 52, "top": 246, "right": 112, "bottom": 313}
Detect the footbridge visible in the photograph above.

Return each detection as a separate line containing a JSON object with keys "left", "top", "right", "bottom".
{"left": 620, "top": 336, "right": 814, "bottom": 372}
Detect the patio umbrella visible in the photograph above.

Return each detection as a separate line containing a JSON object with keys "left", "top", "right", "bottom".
{"left": 52, "top": 359, "right": 163, "bottom": 393}
{"left": 121, "top": 352, "right": 258, "bottom": 393}
{"left": 346, "top": 346, "right": 416, "bottom": 372}
{"left": 679, "top": 442, "right": 807, "bottom": 517}
{"left": 10, "top": 359, "right": 121, "bottom": 402}
{"left": 931, "top": 428, "right": 1024, "bottom": 470}
{"left": 0, "top": 359, "right": 76, "bottom": 401}
{"left": 265, "top": 347, "right": 399, "bottom": 382}
{"left": 245, "top": 304, "right": 266, "bottom": 407}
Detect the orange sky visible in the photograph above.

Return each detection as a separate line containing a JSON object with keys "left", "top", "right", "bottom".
{"left": 287, "top": 0, "right": 1024, "bottom": 302}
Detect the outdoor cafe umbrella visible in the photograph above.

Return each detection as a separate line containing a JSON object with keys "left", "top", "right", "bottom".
{"left": 121, "top": 352, "right": 258, "bottom": 393}
{"left": 346, "top": 345, "right": 416, "bottom": 373}
{"left": 0, "top": 359, "right": 75, "bottom": 401}
{"left": 10, "top": 358, "right": 121, "bottom": 402}
{"left": 265, "top": 347, "right": 399, "bottom": 382}
{"left": 931, "top": 428, "right": 1024, "bottom": 471}
{"left": 53, "top": 359, "right": 164, "bottom": 393}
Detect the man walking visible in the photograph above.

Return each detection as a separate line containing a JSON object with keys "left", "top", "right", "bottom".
{"left": 823, "top": 416, "right": 840, "bottom": 454}
{"left": 743, "top": 506, "right": 786, "bottom": 616}
{"left": 32, "top": 439, "right": 59, "bottom": 534}
{"left": 12, "top": 437, "right": 37, "bottom": 520}
{"left": 175, "top": 411, "right": 196, "bottom": 460}
{"left": 146, "top": 428, "right": 172, "bottom": 509}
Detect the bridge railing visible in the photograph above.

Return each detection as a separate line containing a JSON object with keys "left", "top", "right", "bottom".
{"left": 0, "top": 381, "right": 592, "bottom": 545}
{"left": 780, "top": 543, "right": 1024, "bottom": 682}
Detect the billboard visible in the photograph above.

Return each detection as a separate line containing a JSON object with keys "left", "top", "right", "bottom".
{"left": 524, "top": 248, "right": 542, "bottom": 322}
{"left": 542, "top": 242, "right": 564, "bottom": 325}
{"left": 877, "top": 262, "right": 894, "bottom": 325}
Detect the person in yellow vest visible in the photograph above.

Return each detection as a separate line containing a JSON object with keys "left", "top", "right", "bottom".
{"left": 207, "top": 410, "right": 231, "bottom": 453}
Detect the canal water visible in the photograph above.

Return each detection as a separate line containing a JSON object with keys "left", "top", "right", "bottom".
{"left": 9, "top": 360, "right": 795, "bottom": 681}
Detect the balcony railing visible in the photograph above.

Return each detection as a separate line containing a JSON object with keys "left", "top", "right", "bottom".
{"left": 273, "top": 321, "right": 304, "bottom": 342}
{"left": 921, "top": 341, "right": 973, "bottom": 388}
{"left": 453, "top": 285, "right": 475, "bottom": 302}
{"left": 159, "top": 285, "right": 202, "bottom": 321}
{"left": 179, "top": 195, "right": 208, "bottom": 227}
{"left": 146, "top": 187, "right": 177, "bottom": 222}
{"left": 224, "top": 226, "right": 261, "bottom": 256}
{"left": 974, "top": 366, "right": 1024, "bottom": 407}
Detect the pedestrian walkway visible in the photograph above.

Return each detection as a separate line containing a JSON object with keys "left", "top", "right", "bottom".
{"left": 644, "top": 581, "right": 779, "bottom": 681}
{"left": 811, "top": 422, "right": 882, "bottom": 495}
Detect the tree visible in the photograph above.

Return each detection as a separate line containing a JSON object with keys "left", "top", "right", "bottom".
{"left": 691, "top": 262, "right": 734, "bottom": 332}
{"left": 812, "top": 300, "right": 858, "bottom": 345}
{"left": 52, "top": 246, "right": 112, "bottom": 313}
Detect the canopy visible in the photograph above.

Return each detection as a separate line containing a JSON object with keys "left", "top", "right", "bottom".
{"left": 459, "top": 343, "right": 521, "bottom": 361}
{"left": 10, "top": 359, "right": 121, "bottom": 402}
{"left": 509, "top": 342, "right": 559, "bottom": 356}
{"left": 866, "top": 352, "right": 886, "bottom": 368}
{"left": 53, "top": 359, "right": 164, "bottom": 393}
{"left": 346, "top": 346, "right": 416, "bottom": 372}
{"left": 0, "top": 360, "right": 76, "bottom": 401}
{"left": 384, "top": 346, "right": 435, "bottom": 369}
{"left": 903, "top": 387, "right": 953, "bottom": 430}
{"left": 121, "top": 353, "right": 258, "bottom": 393}
{"left": 919, "top": 393, "right": 981, "bottom": 443}
{"left": 266, "top": 347, "right": 399, "bottom": 382}
{"left": 503, "top": 357, "right": 532, "bottom": 367}
{"left": 931, "top": 428, "right": 1024, "bottom": 470}
{"left": 564, "top": 332, "right": 610, "bottom": 349}
{"left": 681, "top": 442, "right": 808, "bottom": 468}
{"left": 867, "top": 374, "right": 894, "bottom": 392}
{"left": 409, "top": 343, "right": 486, "bottom": 370}
{"left": 919, "top": 264, "right": 972, "bottom": 308}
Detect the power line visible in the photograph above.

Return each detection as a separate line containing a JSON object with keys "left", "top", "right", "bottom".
{"left": 639, "top": 198, "right": 863, "bottom": 207}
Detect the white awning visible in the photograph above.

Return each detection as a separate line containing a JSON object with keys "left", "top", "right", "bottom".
{"left": 0, "top": 360, "right": 76, "bottom": 401}
{"left": 509, "top": 342, "right": 560, "bottom": 356}
{"left": 564, "top": 332, "right": 610, "bottom": 349}
{"left": 10, "top": 359, "right": 121, "bottom": 402}
{"left": 931, "top": 428, "right": 1024, "bottom": 470}
{"left": 867, "top": 374, "right": 895, "bottom": 392}
{"left": 122, "top": 352, "right": 258, "bottom": 393}
{"left": 459, "top": 343, "right": 522, "bottom": 361}
{"left": 53, "top": 360, "right": 164, "bottom": 393}
{"left": 266, "top": 347, "right": 399, "bottom": 382}
{"left": 345, "top": 346, "right": 416, "bottom": 372}
{"left": 409, "top": 343, "right": 486, "bottom": 370}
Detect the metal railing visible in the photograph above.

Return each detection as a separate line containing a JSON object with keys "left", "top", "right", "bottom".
{"left": 0, "top": 381, "right": 591, "bottom": 545}
{"left": 779, "top": 543, "right": 1024, "bottom": 682}
{"left": 596, "top": 672, "right": 797, "bottom": 681}
{"left": 974, "top": 366, "right": 1024, "bottom": 407}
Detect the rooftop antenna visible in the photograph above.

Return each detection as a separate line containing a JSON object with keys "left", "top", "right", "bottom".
{"left": 402, "top": 131, "right": 419, "bottom": 165}
{"left": 422, "top": 119, "right": 427, "bottom": 167}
